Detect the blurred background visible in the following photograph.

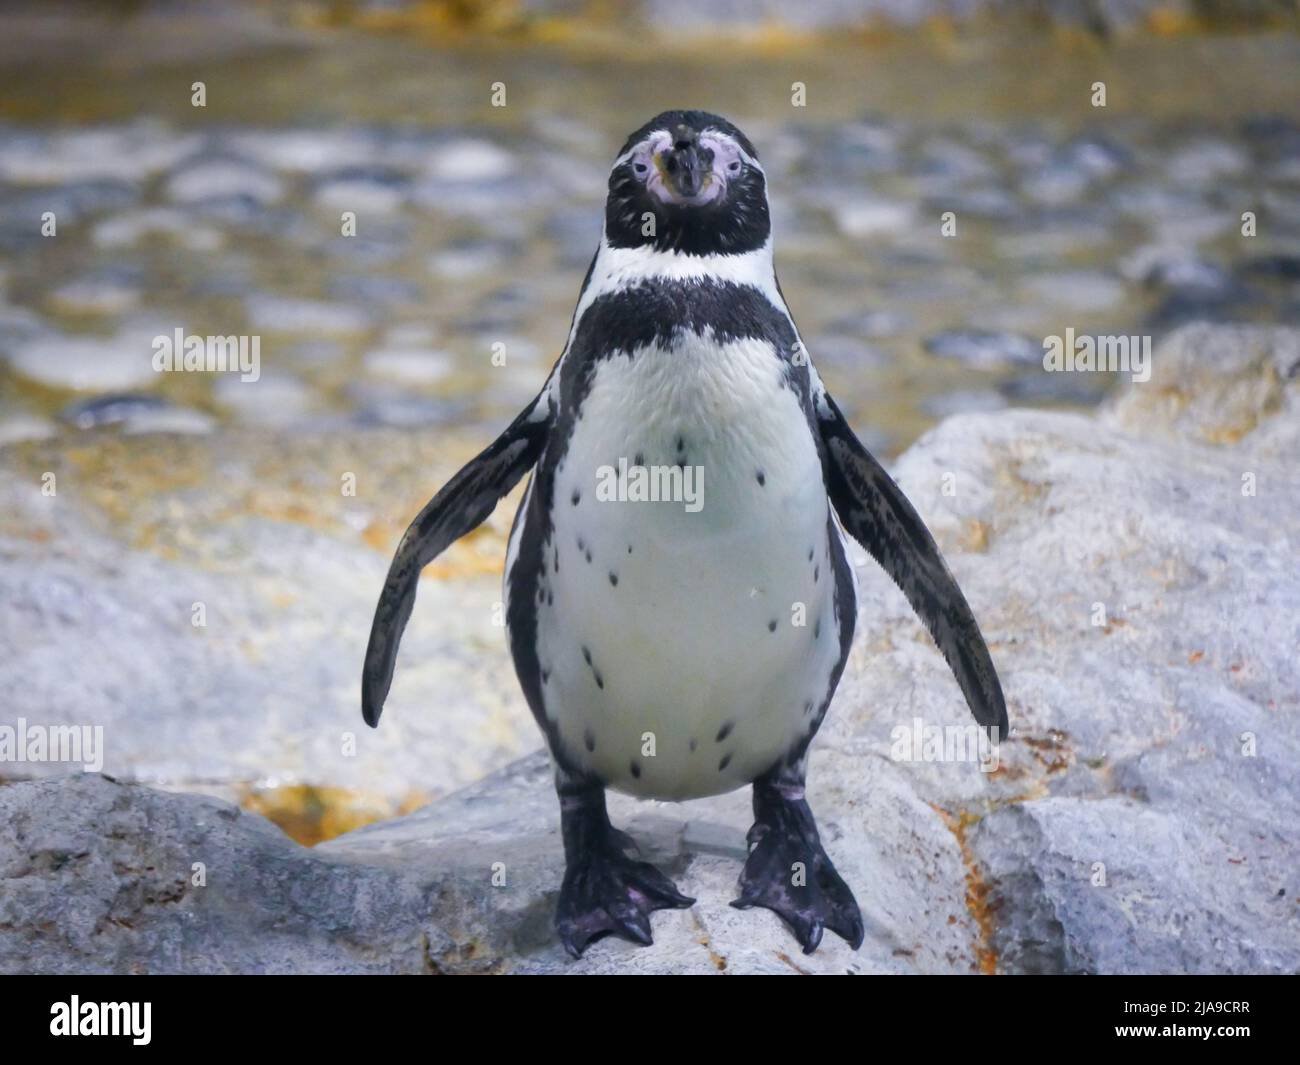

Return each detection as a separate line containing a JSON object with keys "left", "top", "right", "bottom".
{"left": 0, "top": 0, "right": 1297, "bottom": 844}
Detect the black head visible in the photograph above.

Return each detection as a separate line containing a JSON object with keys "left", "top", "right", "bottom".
{"left": 604, "top": 110, "right": 769, "bottom": 256}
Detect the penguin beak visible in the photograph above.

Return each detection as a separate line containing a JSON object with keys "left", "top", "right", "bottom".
{"left": 663, "top": 140, "right": 708, "bottom": 199}
{"left": 655, "top": 125, "right": 717, "bottom": 205}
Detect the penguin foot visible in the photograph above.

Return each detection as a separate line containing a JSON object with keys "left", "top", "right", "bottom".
{"left": 731, "top": 776, "right": 864, "bottom": 954}
{"left": 556, "top": 828, "right": 695, "bottom": 958}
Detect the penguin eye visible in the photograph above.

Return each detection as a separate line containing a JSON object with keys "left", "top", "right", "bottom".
{"left": 633, "top": 162, "right": 649, "bottom": 176}
{"left": 728, "top": 160, "right": 741, "bottom": 174}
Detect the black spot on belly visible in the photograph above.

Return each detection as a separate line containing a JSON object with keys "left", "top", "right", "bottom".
{"left": 630, "top": 760, "right": 641, "bottom": 779}
{"left": 689, "top": 738, "right": 698, "bottom": 752}
{"left": 768, "top": 619, "right": 777, "bottom": 633}
{"left": 676, "top": 435, "right": 685, "bottom": 453}
{"left": 814, "top": 619, "right": 821, "bottom": 640}
{"left": 756, "top": 470, "right": 766, "bottom": 486}
{"left": 585, "top": 549, "right": 593, "bottom": 564}
{"left": 571, "top": 489, "right": 581, "bottom": 506}
{"left": 807, "top": 547, "right": 814, "bottom": 561}
{"left": 576, "top": 535, "right": 584, "bottom": 551}
{"left": 608, "top": 571, "right": 618, "bottom": 586}
{"left": 634, "top": 452, "right": 644, "bottom": 467}
{"left": 718, "top": 753, "right": 733, "bottom": 772}
{"left": 542, "top": 669, "right": 550, "bottom": 684}
{"left": 814, "top": 565, "right": 820, "bottom": 583}
{"left": 804, "top": 700, "right": 814, "bottom": 716}
{"left": 584, "top": 728, "right": 596, "bottom": 753}
{"left": 593, "top": 669, "right": 604, "bottom": 689}
{"left": 582, "top": 645, "right": 592, "bottom": 665}
{"left": 716, "top": 721, "right": 734, "bottom": 743}
{"left": 553, "top": 547, "right": 559, "bottom": 573}
{"left": 627, "top": 544, "right": 633, "bottom": 554}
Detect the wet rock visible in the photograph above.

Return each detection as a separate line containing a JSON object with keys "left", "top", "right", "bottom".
{"left": 0, "top": 412, "right": 57, "bottom": 446}
{"left": 923, "top": 329, "right": 1042, "bottom": 369}
{"left": 165, "top": 159, "right": 284, "bottom": 206}
{"left": 997, "top": 368, "right": 1111, "bottom": 405}
{"left": 313, "top": 168, "right": 410, "bottom": 214}
{"left": 1167, "top": 139, "right": 1251, "bottom": 185}
{"left": 5, "top": 327, "right": 161, "bottom": 392}
{"left": 827, "top": 195, "right": 917, "bottom": 240}
{"left": 919, "top": 388, "right": 1008, "bottom": 418}
{"left": 245, "top": 294, "right": 372, "bottom": 336}
{"left": 92, "top": 208, "right": 224, "bottom": 252}
{"left": 48, "top": 277, "right": 143, "bottom": 316}
{"left": 1120, "top": 244, "right": 1230, "bottom": 292}
{"left": 429, "top": 239, "right": 519, "bottom": 281}
{"left": 1019, "top": 270, "right": 1126, "bottom": 313}
{"left": 60, "top": 394, "right": 213, "bottom": 435}
{"left": 362, "top": 345, "right": 456, "bottom": 385}
{"left": 213, "top": 373, "right": 314, "bottom": 426}
{"left": 0, "top": 125, "right": 202, "bottom": 184}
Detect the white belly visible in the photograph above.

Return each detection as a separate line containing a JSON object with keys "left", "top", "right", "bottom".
{"left": 518, "top": 334, "right": 848, "bottom": 800}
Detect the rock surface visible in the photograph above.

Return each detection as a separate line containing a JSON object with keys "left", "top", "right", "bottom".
{"left": 1, "top": 323, "right": 1298, "bottom": 973}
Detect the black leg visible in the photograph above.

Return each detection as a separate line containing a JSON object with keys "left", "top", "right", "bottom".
{"left": 731, "top": 762, "right": 864, "bottom": 954}
{"left": 554, "top": 770, "right": 694, "bottom": 958}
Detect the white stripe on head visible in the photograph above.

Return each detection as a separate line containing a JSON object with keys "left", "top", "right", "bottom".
{"left": 612, "top": 127, "right": 764, "bottom": 178}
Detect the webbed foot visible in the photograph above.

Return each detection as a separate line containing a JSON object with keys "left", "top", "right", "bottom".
{"left": 555, "top": 776, "right": 693, "bottom": 958}
{"left": 731, "top": 773, "right": 863, "bottom": 954}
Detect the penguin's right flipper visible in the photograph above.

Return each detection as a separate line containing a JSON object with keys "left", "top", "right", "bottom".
{"left": 362, "top": 395, "right": 550, "bottom": 727}
{"left": 816, "top": 389, "right": 1008, "bottom": 741}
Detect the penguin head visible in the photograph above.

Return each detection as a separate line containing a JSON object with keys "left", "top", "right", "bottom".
{"left": 604, "top": 110, "right": 770, "bottom": 256}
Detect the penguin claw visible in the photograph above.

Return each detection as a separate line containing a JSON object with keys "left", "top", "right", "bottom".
{"left": 556, "top": 844, "right": 694, "bottom": 958}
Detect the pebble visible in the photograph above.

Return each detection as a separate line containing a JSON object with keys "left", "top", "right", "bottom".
{"left": 0, "top": 125, "right": 202, "bottom": 184}
{"left": 362, "top": 346, "right": 456, "bottom": 385}
{"left": 425, "top": 139, "right": 517, "bottom": 183}
{"left": 6, "top": 328, "right": 160, "bottom": 391}
{"left": 0, "top": 412, "right": 58, "bottom": 446}
{"left": 1020, "top": 271, "right": 1127, "bottom": 312}
{"left": 93, "top": 208, "right": 223, "bottom": 251}
{"left": 920, "top": 389, "right": 1009, "bottom": 418}
{"left": 347, "top": 383, "right": 465, "bottom": 429}
{"left": 429, "top": 240, "right": 517, "bottom": 281}
{"left": 245, "top": 295, "right": 372, "bottom": 336}
{"left": 1120, "top": 245, "right": 1229, "bottom": 291}
{"left": 223, "top": 129, "right": 380, "bottom": 175}
{"left": 49, "top": 278, "right": 142, "bottom": 316}
{"left": 314, "top": 176, "right": 406, "bottom": 215}
{"left": 1167, "top": 139, "right": 1251, "bottom": 185}
{"left": 924, "top": 330, "right": 1043, "bottom": 369}
{"left": 213, "top": 373, "right": 314, "bottom": 426}
{"left": 829, "top": 196, "right": 917, "bottom": 239}
{"left": 59, "top": 394, "right": 214, "bottom": 435}
{"left": 165, "top": 159, "right": 284, "bottom": 205}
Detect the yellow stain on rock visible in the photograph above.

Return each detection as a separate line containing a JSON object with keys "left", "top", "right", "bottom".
{"left": 931, "top": 804, "right": 1000, "bottom": 976}
{"left": 240, "top": 783, "right": 430, "bottom": 847}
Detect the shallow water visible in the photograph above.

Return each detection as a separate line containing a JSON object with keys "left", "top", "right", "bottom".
{"left": 1, "top": 10, "right": 1298, "bottom": 455}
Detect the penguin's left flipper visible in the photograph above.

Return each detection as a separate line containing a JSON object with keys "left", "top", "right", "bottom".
{"left": 362, "top": 394, "right": 550, "bottom": 727}
{"left": 817, "top": 390, "right": 1008, "bottom": 740}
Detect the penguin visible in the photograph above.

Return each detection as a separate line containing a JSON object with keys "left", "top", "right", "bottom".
{"left": 362, "top": 111, "right": 1007, "bottom": 958}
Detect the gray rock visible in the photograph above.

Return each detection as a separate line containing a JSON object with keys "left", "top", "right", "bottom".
{"left": 1, "top": 323, "right": 1297, "bottom": 974}
{"left": 0, "top": 774, "right": 440, "bottom": 974}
